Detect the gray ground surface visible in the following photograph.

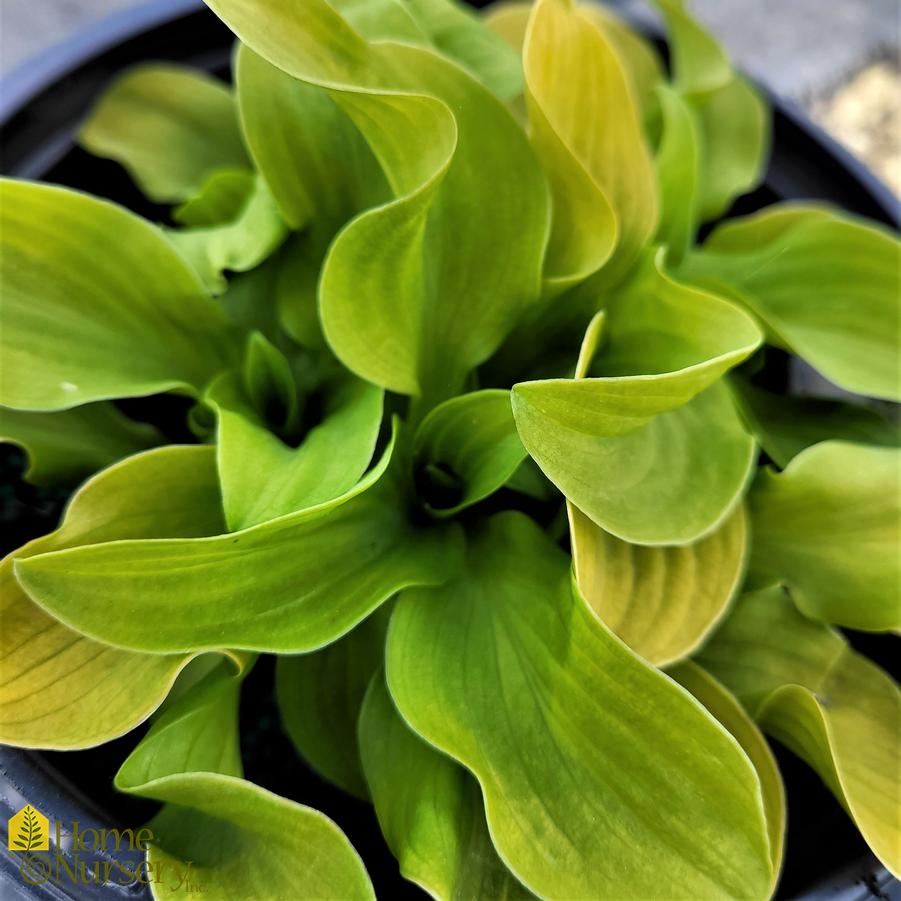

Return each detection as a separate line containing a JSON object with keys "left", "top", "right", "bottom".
{"left": 1, "top": 0, "right": 899, "bottom": 192}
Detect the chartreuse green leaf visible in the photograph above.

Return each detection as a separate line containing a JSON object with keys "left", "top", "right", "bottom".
{"left": 484, "top": 2, "right": 530, "bottom": 50}
{"left": 653, "top": 0, "right": 731, "bottom": 99}
{"left": 669, "top": 662, "right": 785, "bottom": 894}
{"left": 17, "top": 440, "right": 463, "bottom": 653}
{"left": 413, "top": 390, "right": 526, "bottom": 517}
{"left": 403, "top": 0, "right": 523, "bottom": 101}
{"left": 387, "top": 513, "right": 773, "bottom": 898}
{"left": 235, "top": 44, "right": 389, "bottom": 232}
{"left": 653, "top": 84, "right": 700, "bottom": 263}
{"left": 680, "top": 205, "right": 901, "bottom": 401}
{"left": 0, "top": 403, "right": 160, "bottom": 486}
{"left": 80, "top": 64, "right": 249, "bottom": 203}
{"left": 173, "top": 168, "right": 252, "bottom": 226}
{"left": 490, "top": 1, "right": 664, "bottom": 118}
{"left": 278, "top": 607, "right": 390, "bottom": 799}
{"left": 0, "top": 180, "right": 242, "bottom": 410}
{"left": 694, "top": 75, "right": 769, "bottom": 222}
{"left": 698, "top": 585, "right": 901, "bottom": 876}
{"left": 584, "top": 5, "right": 665, "bottom": 116}
{"left": 513, "top": 258, "right": 760, "bottom": 543}
{"left": 651, "top": 0, "right": 768, "bottom": 221}
{"left": 731, "top": 377, "right": 898, "bottom": 469}
{"left": 0, "top": 445, "right": 243, "bottom": 749}
{"left": 116, "top": 663, "right": 375, "bottom": 900}
{"left": 216, "top": 251, "right": 283, "bottom": 340}
{"left": 523, "top": 0, "right": 654, "bottom": 289}
{"left": 206, "top": 0, "right": 550, "bottom": 403}
{"left": 570, "top": 504, "right": 746, "bottom": 665}
{"left": 747, "top": 441, "right": 901, "bottom": 631}
{"left": 167, "top": 171, "right": 289, "bottom": 294}
{"left": 240, "top": 332, "right": 300, "bottom": 436}
{"left": 359, "top": 672, "right": 533, "bottom": 899}
{"left": 213, "top": 369, "right": 383, "bottom": 530}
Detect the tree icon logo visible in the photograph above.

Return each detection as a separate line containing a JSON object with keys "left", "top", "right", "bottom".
{"left": 8, "top": 806, "right": 49, "bottom": 852}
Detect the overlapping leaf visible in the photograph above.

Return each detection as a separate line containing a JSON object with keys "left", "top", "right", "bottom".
{"left": 277, "top": 606, "right": 390, "bottom": 799}
{"left": 513, "top": 259, "right": 761, "bottom": 543}
{"left": 0, "top": 180, "right": 242, "bottom": 410}
{"left": 570, "top": 504, "right": 746, "bottom": 665}
{"left": 167, "top": 170, "right": 289, "bottom": 294}
{"left": 360, "top": 673, "right": 533, "bottom": 899}
{"left": 79, "top": 64, "right": 249, "bottom": 203}
{"left": 731, "top": 377, "right": 898, "bottom": 468}
{"left": 116, "top": 663, "right": 375, "bottom": 900}
{"left": 653, "top": 0, "right": 731, "bottom": 99}
{"left": 236, "top": 44, "right": 389, "bottom": 233}
{"left": 0, "top": 403, "right": 160, "bottom": 486}
{"left": 523, "top": 0, "right": 655, "bottom": 289}
{"left": 205, "top": 0, "right": 550, "bottom": 403}
{"left": 387, "top": 512, "right": 773, "bottom": 899}
{"left": 698, "top": 585, "right": 901, "bottom": 876}
{"left": 403, "top": 0, "right": 523, "bottom": 100}
{"left": 680, "top": 206, "right": 901, "bottom": 401}
{"left": 653, "top": 84, "right": 700, "bottom": 263}
{"left": 17, "top": 441, "right": 463, "bottom": 653}
{"left": 670, "top": 662, "right": 786, "bottom": 894}
{"left": 693, "top": 75, "right": 769, "bottom": 221}
{"left": 212, "top": 369, "right": 383, "bottom": 530}
{"left": 747, "top": 441, "right": 901, "bottom": 631}
{"left": 652, "top": 0, "right": 769, "bottom": 220}
{"left": 0, "top": 446, "right": 240, "bottom": 748}
{"left": 413, "top": 389, "right": 526, "bottom": 517}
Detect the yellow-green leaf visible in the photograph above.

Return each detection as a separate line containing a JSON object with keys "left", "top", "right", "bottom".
{"left": 570, "top": 504, "right": 747, "bottom": 665}
{"left": 0, "top": 446, "right": 238, "bottom": 749}
{"left": 0, "top": 180, "right": 241, "bottom": 411}
{"left": 669, "top": 661, "right": 786, "bottom": 895}
{"left": 0, "top": 403, "right": 160, "bottom": 487}
{"left": 80, "top": 64, "right": 249, "bottom": 203}
{"left": 359, "top": 672, "right": 533, "bottom": 899}
{"left": 387, "top": 512, "right": 773, "bottom": 899}
{"left": 748, "top": 441, "right": 901, "bottom": 631}
{"left": 680, "top": 205, "right": 901, "bottom": 402}
{"left": 524, "top": 0, "right": 655, "bottom": 288}
{"left": 698, "top": 585, "right": 901, "bottom": 876}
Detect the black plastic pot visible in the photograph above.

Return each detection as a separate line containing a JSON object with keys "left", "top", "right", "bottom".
{"left": 0, "top": 2, "right": 898, "bottom": 899}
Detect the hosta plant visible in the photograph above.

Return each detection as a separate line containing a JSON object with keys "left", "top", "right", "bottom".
{"left": 1, "top": 0, "right": 899, "bottom": 897}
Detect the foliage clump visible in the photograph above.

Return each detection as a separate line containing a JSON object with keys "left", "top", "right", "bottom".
{"left": 1, "top": 0, "right": 898, "bottom": 897}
